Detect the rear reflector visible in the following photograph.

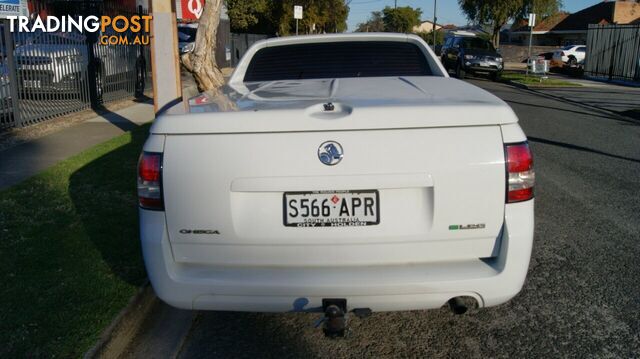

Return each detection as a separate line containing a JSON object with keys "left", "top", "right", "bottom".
{"left": 505, "top": 142, "right": 535, "bottom": 203}
{"left": 138, "top": 152, "right": 164, "bottom": 210}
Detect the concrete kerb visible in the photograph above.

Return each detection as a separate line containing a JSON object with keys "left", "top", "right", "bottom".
{"left": 83, "top": 283, "right": 156, "bottom": 359}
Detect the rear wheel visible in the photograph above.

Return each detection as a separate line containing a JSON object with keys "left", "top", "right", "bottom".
{"left": 95, "top": 69, "right": 104, "bottom": 104}
{"left": 567, "top": 56, "right": 577, "bottom": 67}
{"left": 455, "top": 62, "right": 466, "bottom": 79}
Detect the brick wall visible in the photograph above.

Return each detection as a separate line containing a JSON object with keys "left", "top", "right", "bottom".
{"left": 500, "top": 45, "right": 559, "bottom": 63}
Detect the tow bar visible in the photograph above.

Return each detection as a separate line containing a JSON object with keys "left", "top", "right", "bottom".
{"left": 321, "top": 299, "right": 347, "bottom": 338}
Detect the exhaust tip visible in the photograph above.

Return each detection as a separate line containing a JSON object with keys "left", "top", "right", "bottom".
{"left": 448, "top": 296, "right": 478, "bottom": 315}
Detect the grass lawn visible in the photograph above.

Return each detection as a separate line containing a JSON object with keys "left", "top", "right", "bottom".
{"left": 0, "top": 125, "right": 150, "bottom": 357}
{"left": 502, "top": 72, "right": 581, "bottom": 87}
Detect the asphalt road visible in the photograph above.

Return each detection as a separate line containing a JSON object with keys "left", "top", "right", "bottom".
{"left": 128, "top": 79, "right": 640, "bottom": 358}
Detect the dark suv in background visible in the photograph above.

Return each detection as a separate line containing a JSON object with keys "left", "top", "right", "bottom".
{"left": 441, "top": 35, "right": 503, "bottom": 81}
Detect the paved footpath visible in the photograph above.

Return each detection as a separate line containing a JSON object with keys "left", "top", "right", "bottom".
{"left": 0, "top": 102, "right": 154, "bottom": 190}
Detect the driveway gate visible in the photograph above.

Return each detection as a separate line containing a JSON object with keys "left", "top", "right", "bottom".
{"left": 0, "top": 6, "right": 152, "bottom": 131}
{"left": 585, "top": 24, "right": 640, "bottom": 82}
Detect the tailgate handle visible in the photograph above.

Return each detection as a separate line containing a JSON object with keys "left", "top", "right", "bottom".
{"left": 305, "top": 102, "right": 352, "bottom": 120}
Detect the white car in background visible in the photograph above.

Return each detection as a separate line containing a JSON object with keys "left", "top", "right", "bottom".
{"left": 552, "top": 44, "right": 586, "bottom": 67}
{"left": 138, "top": 33, "right": 535, "bottom": 336}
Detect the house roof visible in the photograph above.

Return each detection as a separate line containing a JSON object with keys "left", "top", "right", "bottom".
{"left": 552, "top": 1, "right": 615, "bottom": 31}
{"left": 534, "top": 12, "right": 570, "bottom": 31}
{"left": 511, "top": 0, "right": 640, "bottom": 34}
{"left": 510, "top": 12, "right": 569, "bottom": 32}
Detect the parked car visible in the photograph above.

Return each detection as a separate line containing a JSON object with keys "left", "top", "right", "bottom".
{"left": 13, "top": 31, "right": 144, "bottom": 99}
{"left": 138, "top": 33, "right": 535, "bottom": 336}
{"left": 178, "top": 24, "right": 198, "bottom": 54}
{"left": 552, "top": 45, "right": 586, "bottom": 67}
{"left": 440, "top": 34, "right": 504, "bottom": 81}
{"left": 13, "top": 32, "right": 87, "bottom": 94}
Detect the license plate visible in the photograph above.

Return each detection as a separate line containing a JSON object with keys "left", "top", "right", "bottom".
{"left": 24, "top": 80, "right": 41, "bottom": 88}
{"left": 283, "top": 190, "right": 379, "bottom": 227}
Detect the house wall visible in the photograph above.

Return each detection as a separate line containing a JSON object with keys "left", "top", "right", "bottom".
{"left": 613, "top": 1, "right": 640, "bottom": 24}
{"left": 500, "top": 44, "right": 558, "bottom": 63}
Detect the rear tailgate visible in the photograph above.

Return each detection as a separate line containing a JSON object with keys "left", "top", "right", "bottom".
{"left": 161, "top": 125, "right": 506, "bottom": 267}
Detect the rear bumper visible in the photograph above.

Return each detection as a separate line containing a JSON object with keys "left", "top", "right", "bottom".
{"left": 140, "top": 200, "right": 534, "bottom": 312}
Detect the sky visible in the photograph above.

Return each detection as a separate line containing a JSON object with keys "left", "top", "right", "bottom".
{"left": 346, "top": 0, "right": 604, "bottom": 31}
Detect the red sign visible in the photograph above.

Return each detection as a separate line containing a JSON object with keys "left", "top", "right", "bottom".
{"left": 178, "top": 0, "right": 204, "bottom": 20}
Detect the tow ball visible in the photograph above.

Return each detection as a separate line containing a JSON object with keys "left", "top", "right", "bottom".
{"left": 321, "top": 299, "right": 347, "bottom": 338}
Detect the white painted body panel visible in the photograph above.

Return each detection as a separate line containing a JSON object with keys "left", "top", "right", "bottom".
{"left": 140, "top": 33, "right": 534, "bottom": 312}
{"left": 139, "top": 200, "right": 533, "bottom": 311}
{"left": 162, "top": 126, "right": 506, "bottom": 266}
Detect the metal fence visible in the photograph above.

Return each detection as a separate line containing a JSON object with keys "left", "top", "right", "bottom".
{"left": 585, "top": 24, "right": 640, "bottom": 82}
{"left": 0, "top": 7, "right": 151, "bottom": 130}
{"left": 97, "top": 4, "right": 152, "bottom": 103}
{"left": 0, "top": 25, "right": 92, "bottom": 130}
{"left": 230, "top": 33, "right": 269, "bottom": 67}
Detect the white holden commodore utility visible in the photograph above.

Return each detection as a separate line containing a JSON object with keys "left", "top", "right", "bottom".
{"left": 138, "top": 33, "right": 534, "bottom": 336}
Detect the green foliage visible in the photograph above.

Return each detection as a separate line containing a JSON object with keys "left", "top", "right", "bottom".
{"left": 415, "top": 30, "right": 445, "bottom": 46}
{"left": 458, "top": 0, "right": 561, "bottom": 46}
{"left": 355, "top": 11, "right": 384, "bottom": 32}
{"left": 225, "top": 0, "right": 269, "bottom": 31}
{"left": 225, "top": 0, "right": 349, "bottom": 35}
{"left": 519, "top": 0, "right": 563, "bottom": 19}
{"left": 382, "top": 6, "right": 422, "bottom": 33}
{"left": 476, "top": 31, "right": 492, "bottom": 42}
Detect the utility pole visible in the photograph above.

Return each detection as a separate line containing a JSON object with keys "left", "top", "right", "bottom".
{"left": 394, "top": 0, "right": 397, "bottom": 9}
{"left": 150, "top": 0, "right": 183, "bottom": 114}
{"left": 526, "top": 13, "right": 536, "bottom": 76}
{"left": 432, "top": 0, "right": 437, "bottom": 48}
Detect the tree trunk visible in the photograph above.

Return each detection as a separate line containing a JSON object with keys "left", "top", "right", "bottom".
{"left": 492, "top": 24, "right": 501, "bottom": 48}
{"left": 181, "top": 0, "right": 225, "bottom": 92}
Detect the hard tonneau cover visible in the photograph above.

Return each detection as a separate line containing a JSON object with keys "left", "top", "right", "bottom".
{"left": 151, "top": 76, "right": 517, "bottom": 135}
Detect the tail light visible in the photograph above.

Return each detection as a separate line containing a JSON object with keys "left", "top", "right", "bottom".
{"left": 505, "top": 142, "right": 535, "bottom": 203}
{"left": 138, "top": 152, "right": 164, "bottom": 210}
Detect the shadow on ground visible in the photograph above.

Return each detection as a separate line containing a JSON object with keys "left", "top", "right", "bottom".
{"left": 0, "top": 121, "right": 150, "bottom": 356}
{"left": 68, "top": 122, "right": 150, "bottom": 285}
{"left": 178, "top": 311, "right": 318, "bottom": 358}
